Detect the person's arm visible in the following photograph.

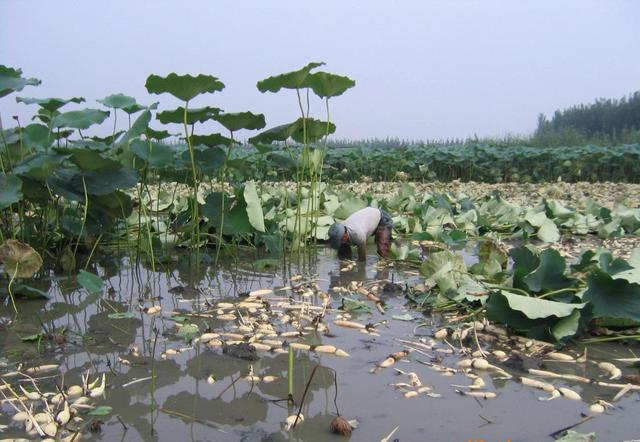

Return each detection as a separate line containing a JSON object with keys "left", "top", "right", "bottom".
{"left": 356, "top": 241, "right": 367, "bottom": 262}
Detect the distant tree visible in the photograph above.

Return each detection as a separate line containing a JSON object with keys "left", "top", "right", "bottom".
{"left": 534, "top": 91, "right": 640, "bottom": 145}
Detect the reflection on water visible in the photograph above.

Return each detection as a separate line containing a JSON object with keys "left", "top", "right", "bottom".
{"left": 0, "top": 243, "right": 639, "bottom": 442}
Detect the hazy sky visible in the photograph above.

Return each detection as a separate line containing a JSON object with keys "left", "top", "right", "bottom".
{"left": 1, "top": 0, "right": 639, "bottom": 141}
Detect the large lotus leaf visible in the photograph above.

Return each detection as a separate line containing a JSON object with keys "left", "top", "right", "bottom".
{"left": 214, "top": 111, "right": 266, "bottom": 133}
{"left": 83, "top": 168, "right": 139, "bottom": 195}
{"left": 523, "top": 248, "right": 576, "bottom": 293}
{"left": 189, "top": 133, "right": 233, "bottom": 147}
{"left": 224, "top": 198, "right": 253, "bottom": 235}
{"left": 291, "top": 118, "right": 336, "bottom": 143}
{"left": 267, "top": 151, "right": 297, "bottom": 169}
{"left": 122, "top": 103, "right": 146, "bottom": 114}
{"left": 582, "top": 270, "right": 640, "bottom": 322}
{"left": 486, "top": 291, "right": 585, "bottom": 341}
{"left": 179, "top": 145, "right": 226, "bottom": 174}
{"left": 257, "top": 62, "right": 325, "bottom": 93}
{"left": 200, "top": 191, "right": 224, "bottom": 225}
{"left": 97, "top": 93, "right": 137, "bottom": 109}
{"left": 16, "top": 96, "right": 85, "bottom": 112}
{"left": 67, "top": 140, "right": 110, "bottom": 151}
{"left": 77, "top": 270, "right": 103, "bottom": 294}
{"left": 0, "top": 239, "right": 43, "bottom": 278}
{"left": 598, "top": 252, "right": 633, "bottom": 276}
{"left": 52, "top": 109, "right": 110, "bottom": 129}
{"left": 130, "top": 139, "right": 175, "bottom": 168}
{"left": 67, "top": 149, "right": 122, "bottom": 171}
{"left": 243, "top": 181, "right": 265, "bottom": 232}
{"left": 333, "top": 197, "right": 367, "bottom": 220}
{"left": 248, "top": 121, "right": 300, "bottom": 144}
{"left": 145, "top": 127, "right": 173, "bottom": 140}
{"left": 537, "top": 218, "right": 560, "bottom": 242}
{"left": 90, "top": 191, "right": 133, "bottom": 218}
{"left": 20, "top": 123, "right": 52, "bottom": 151}
{"left": 156, "top": 106, "right": 221, "bottom": 125}
{"left": 20, "top": 177, "right": 51, "bottom": 204}
{"left": 420, "top": 250, "right": 467, "bottom": 293}
{"left": 13, "top": 153, "right": 68, "bottom": 180}
{"left": 0, "top": 174, "right": 22, "bottom": 209}
{"left": 302, "top": 71, "right": 355, "bottom": 99}
{"left": 0, "top": 66, "right": 41, "bottom": 98}
{"left": 545, "top": 199, "right": 575, "bottom": 220}
{"left": 145, "top": 73, "right": 224, "bottom": 102}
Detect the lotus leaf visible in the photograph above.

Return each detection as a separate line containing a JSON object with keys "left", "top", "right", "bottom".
{"left": 214, "top": 111, "right": 266, "bottom": 133}
{"left": 0, "top": 240, "right": 43, "bottom": 278}
{"left": 52, "top": 109, "right": 110, "bottom": 129}
{"left": 145, "top": 73, "right": 224, "bottom": 102}
{"left": 189, "top": 133, "right": 233, "bottom": 148}
{"left": 0, "top": 66, "right": 41, "bottom": 97}
{"left": 302, "top": 71, "right": 355, "bottom": 99}
{"left": 16, "top": 96, "right": 85, "bottom": 112}
{"left": 256, "top": 62, "right": 325, "bottom": 93}
{"left": 523, "top": 248, "right": 576, "bottom": 292}
{"left": 77, "top": 270, "right": 103, "bottom": 294}
{"left": 0, "top": 174, "right": 22, "bottom": 209}
{"left": 582, "top": 270, "right": 640, "bottom": 322}
{"left": 156, "top": 106, "right": 221, "bottom": 125}
{"left": 97, "top": 93, "right": 137, "bottom": 109}
{"left": 243, "top": 181, "right": 266, "bottom": 232}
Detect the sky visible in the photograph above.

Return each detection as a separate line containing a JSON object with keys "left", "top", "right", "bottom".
{"left": 1, "top": 0, "right": 639, "bottom": 141}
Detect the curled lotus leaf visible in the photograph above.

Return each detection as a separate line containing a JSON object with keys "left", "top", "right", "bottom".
{"left": 302, "top": 71, "right": 355, "bottom": 99}
{"left": 156, "top": 106, "right": 222, "bottom": 125}
{"left": 0, "top": 65, "right": 41, "bottom": 98}
{"left": 189, "top": 133, "right": 233, "bottom": 148}
{"left": 16, "top": 96, "right": 85, "bottom": 112}
{"left": 145, "top": 127, "right": 173, "bottom": 140}
{"left": 145, "top": 73, "right": 225, "bottom": 102}
{"left": 0, "top": 239, "right": 43, "bottom": 278}
{"left": 97, "top": 93, "right": 137, "bottom": 109}
{"left": 52, "top": 108, "right": 110, "bottom": 130}
{"left": 257, "top": 62, "right": 325, "bottom": 93}
{"left": 214, "top": 111, "right": 266, "bottom": 133}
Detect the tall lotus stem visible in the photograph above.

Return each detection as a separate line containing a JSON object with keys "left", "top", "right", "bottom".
{"left": 183, "top": 101, "right": 200, "bottom": 263}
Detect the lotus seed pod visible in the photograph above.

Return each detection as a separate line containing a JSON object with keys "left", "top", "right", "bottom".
{"left": 590, "top": 403, "right": 605, "bottom": 413}
{"left": 472, "top": 358, "right": 489, "bottom": 370}
{"left": 434, "top": 328, "right": 448, "bottom": 339}
{"left": 67, "top": 385, "right": 84, "bottom": 398}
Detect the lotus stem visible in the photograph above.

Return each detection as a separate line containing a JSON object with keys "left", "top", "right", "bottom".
{"left": 183, "top": 100, "right": 200, "bottom": 263}
{"left": 7, "top": 262, "right": 19, "bottom": 314}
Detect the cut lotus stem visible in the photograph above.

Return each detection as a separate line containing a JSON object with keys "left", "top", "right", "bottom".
{"left": 456, "top": 390, "right": 496, "bottom": 399}
{"left": 545, "top": 352, "right": 575, "bottom": 362}
{"left": 597, "top": 362, "right": 622, "bottom": 380}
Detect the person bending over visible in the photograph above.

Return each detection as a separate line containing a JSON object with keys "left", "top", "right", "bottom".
{"left": 328, "top": 207, "right": 393, "bottom": 262}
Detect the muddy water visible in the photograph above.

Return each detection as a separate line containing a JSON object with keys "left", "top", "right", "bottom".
{"left": 1, "top": 244, "right": 639, "bottom": 442}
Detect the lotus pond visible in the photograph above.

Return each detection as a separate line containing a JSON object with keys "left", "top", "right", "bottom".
{"left": 2, "top": 63, "right": 640, "bottom": 441}
{"left": 0, "top": 241, "right": 639, "bottom": 442}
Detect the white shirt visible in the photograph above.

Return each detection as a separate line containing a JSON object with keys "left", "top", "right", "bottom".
{"left": 344, "top": 207, "right": 381, "bottom": 247}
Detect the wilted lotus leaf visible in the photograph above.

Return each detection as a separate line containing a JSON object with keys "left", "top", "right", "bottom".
{"left": 257, "top": 62, "right": 325, "bottom": 93}
{"left": 16, "top": 96, "right": 85, "bottom": 112}
{"left": 0, "top": 65, "right": 41, "bottom": 98}
{"left": 0, "top": 240, "right": 43, "bottom": 278}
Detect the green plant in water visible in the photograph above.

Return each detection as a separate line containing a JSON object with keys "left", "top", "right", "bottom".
{"left": 145, "top": 73, "right": 225, "bottom": 261}
{"left": 0, "top": 239, "right": 43, "bottom": 313}
{"left": 255, "top": 62, "right": 354, "bottom": 256}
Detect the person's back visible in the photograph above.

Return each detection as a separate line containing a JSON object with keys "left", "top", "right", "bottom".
{"left": 328, "top": 207, "right": 393, "bottom": 261}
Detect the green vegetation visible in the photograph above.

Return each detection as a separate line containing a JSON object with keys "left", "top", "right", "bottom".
{"left": 535, "top": 91, "right": 640, "bottom": 146}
